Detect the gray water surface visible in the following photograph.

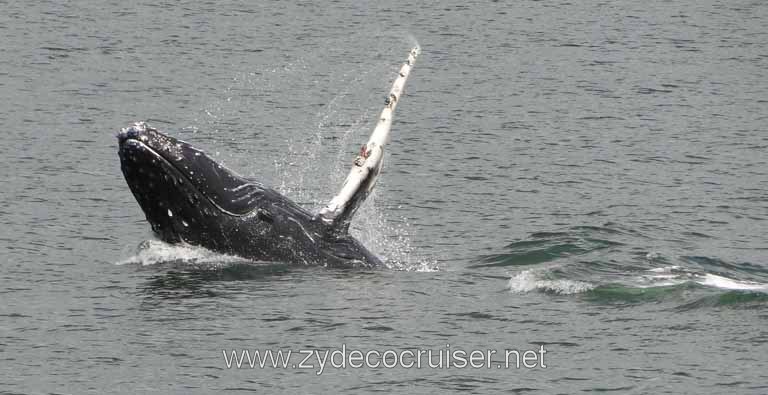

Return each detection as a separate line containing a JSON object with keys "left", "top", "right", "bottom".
{"left": 2, "top": 1, "right": 768, "bottom": 393}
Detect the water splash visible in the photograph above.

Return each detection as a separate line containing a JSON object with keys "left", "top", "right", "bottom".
{"left": 117, "top": 240, "right": 245, "bottom": 267}
{"left": 189, "top": 43, "right": 433, "bottom": 270}
{"left": 265, "top": 44, "right": 434, "bottom": 271}
{"left": 508, "top": 269, "right": 595, "bottom": 295}
{"left": 352, "top": 192, "right": 438, "bottom": 271}
{"left": 406, "top": 34, "right": 420, "bottom": 53}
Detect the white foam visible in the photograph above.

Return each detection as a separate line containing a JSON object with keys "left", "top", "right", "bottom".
{"left": 696, "top": 274, "right": 768, "bottom": 291}
{"left": 635, "top": 266, "right": 690, "bottom": 287}
{"left": 633, "top": 277, "right": 688, "bottom": 288}
{"left": 641, "top": 267, "right": 768, "bottom": 292}
{"left": 647, "top": 265, "right": 681, "bottom": 273}
{"left": 645, "top": 251, "right": 664, "bottom": 261}
{"left": 508, "top": 270, "right": 594, "bottom": 295}
{"left": 116, "top": 240, "right": 245, "bottom": 267}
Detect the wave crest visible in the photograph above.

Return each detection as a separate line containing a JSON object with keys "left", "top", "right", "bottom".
{"left": 508, "top": 269, "right": 595, "bottom": 295}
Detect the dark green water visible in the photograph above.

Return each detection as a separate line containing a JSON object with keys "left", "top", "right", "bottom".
{"left": 1, "top": 0, "right": 767, "bottom": 393}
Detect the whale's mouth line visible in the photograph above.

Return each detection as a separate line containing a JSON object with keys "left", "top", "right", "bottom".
{"left": 121, "top": 138, "right": 248, "bottom": 218}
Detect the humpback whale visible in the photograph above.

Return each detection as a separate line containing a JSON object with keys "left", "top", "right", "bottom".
{"left": 117, "top": 47, "right": 419, "bottom": 267}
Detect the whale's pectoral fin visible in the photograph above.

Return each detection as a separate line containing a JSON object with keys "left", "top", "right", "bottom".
{"left": 315, "top": 46, "right": 420, "bottom": 234}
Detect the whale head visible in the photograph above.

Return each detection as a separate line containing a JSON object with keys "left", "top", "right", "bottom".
{"left": 116, "top": 122, "right": 381, "bottom": 267}
{"left": 117, "top": 122, "right": 265, "bottom": 244}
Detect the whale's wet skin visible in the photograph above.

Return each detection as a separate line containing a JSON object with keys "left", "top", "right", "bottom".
{"left": 117, "top": 122, "right": 380, "bottom": 267}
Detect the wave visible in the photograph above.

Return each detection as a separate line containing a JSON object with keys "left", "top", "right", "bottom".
{"left": 477, "top": 227, "right": 626, "bottom": 267}
{"left": 507, "top": 264, "right": 768, "bottom": 309}
{"left": 697, "top": 273, "right": 768, "bottom": 291}
{"left": 639, "top": 265, "right": 768, "bottom": 292}
{"left": 584, "top": 284, "right": 689, "bottom": 304}
{"left": 680, "top": 255, "right": 768, "bottom": 281}
{"left": 489, "top": 225, "right": 768, "bottom": 309}
{"left": 508, "top": 269, "right": 595, "bottom": 295}
{"left": 676, "top": 291, "right": 768, "bottom": 310}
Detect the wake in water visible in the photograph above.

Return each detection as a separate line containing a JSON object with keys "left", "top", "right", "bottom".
{"left": 509, "top": 265, "right": 768, "bottom": 296}
{"left": 639, "top": 265, "right": 768, "bottom": 291}
{"left": 491, "top": 225, "right": 768, "bottom": 308}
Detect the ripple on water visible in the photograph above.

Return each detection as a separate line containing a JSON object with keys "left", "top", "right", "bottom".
{"left": 476, "top": 225, "right": 627, "bottom": 267}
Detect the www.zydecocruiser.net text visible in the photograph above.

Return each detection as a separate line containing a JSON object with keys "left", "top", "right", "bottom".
{"left": 222, "top": 344, "right": 547, "bottom": 375}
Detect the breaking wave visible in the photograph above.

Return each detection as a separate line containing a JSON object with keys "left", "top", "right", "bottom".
{"left": 637, "top": 265, "right": 768, "bottom": 291}
{"left": 508, "top": 269, "right": 595, "bottom": 295}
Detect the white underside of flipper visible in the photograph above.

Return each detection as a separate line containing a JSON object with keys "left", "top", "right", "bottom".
{"left": 317, "top": 46, "right": 420, "bottom": 230}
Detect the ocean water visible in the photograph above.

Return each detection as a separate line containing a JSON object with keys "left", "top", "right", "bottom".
{"left": 2, "top": 0, "right": 767, "bottom": 393}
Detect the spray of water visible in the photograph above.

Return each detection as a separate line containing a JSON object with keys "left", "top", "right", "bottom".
{"left": 272, "top": 52, "right": 436, "bottom": 271}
